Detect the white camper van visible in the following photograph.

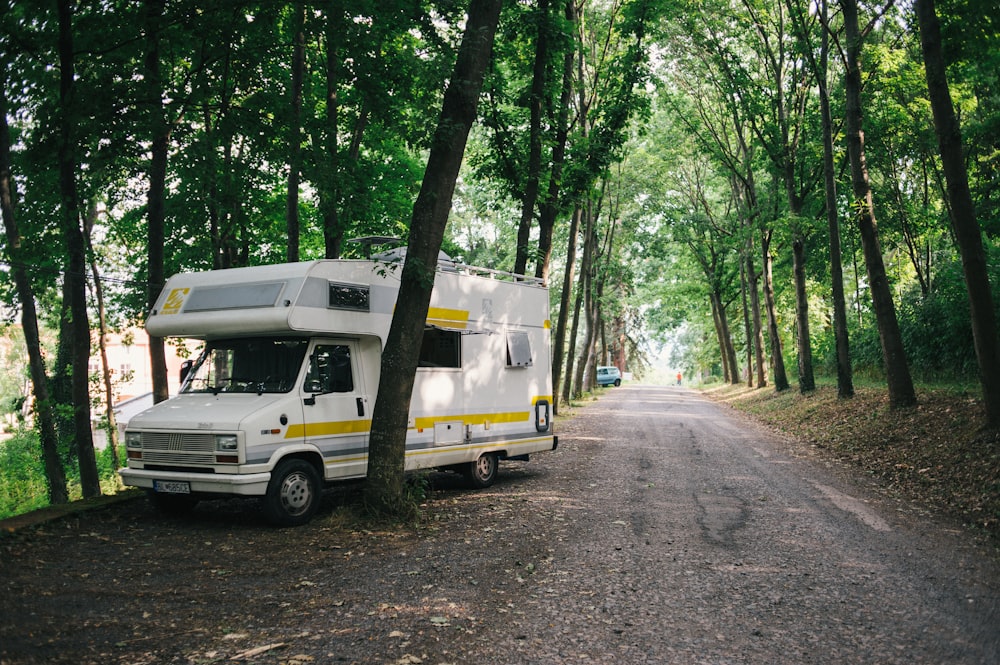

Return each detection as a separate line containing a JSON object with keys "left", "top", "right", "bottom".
{"left": 119, "top": 253, "right": 557, "bottom": 525}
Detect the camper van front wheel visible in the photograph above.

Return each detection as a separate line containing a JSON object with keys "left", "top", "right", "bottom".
{"left": 464, "top": 453, "right": 498, "bottom": 489}
{"left": 263, "top": 459, "right": 321, "bottom": 526}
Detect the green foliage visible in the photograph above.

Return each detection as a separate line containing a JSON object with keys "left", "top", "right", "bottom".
{"left": 0, "top": 429, "right": 48, "bottom": 519}
{"left": 0, "top": 427, "right": 125, "bottom": 520}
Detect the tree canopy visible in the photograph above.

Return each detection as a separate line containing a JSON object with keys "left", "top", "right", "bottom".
{"left": 1, "top": 0, "right": 998, "bottom": 513}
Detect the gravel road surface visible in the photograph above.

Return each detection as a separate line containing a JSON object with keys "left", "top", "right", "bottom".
{"left": 2, "top": 384, "right": 998, "bottom": 664}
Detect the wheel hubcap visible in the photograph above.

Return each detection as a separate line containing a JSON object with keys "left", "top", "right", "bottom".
{"left": 476, "top": 456, "right": 493, "bottom": 479}
{"left": 280, "top": 472, "right": 312, "bottom": 516}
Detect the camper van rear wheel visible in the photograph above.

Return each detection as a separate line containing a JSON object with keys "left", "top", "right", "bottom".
{"left": 263, "top": 459, "right": 321, "bottom": 526}
{"left": 464, "top": 453, "right": 498, "bottom": 489}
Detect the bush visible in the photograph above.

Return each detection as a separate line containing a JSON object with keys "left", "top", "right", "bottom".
{"left": 0, "top": 427, "right": 127, "bottom": 520}
{"left": 0, "top": 429, "right": 49, "bottom": 520}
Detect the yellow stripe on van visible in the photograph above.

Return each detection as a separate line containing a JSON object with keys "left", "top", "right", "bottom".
{"left": 287, "top": 403, "right": 549, "bottom": 439}
{"left": 426, "top": 307, "right": 469, "bottom": 329}
{"left": 412, "top": 411, "right": 529, "bottom": 430}
{"left": 285, "top": 420, "right": 372, "bottom": 439}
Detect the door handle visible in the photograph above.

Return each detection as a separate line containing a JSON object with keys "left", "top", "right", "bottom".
{"left": 356, "top": 397, "right": 365, "bottom": 417}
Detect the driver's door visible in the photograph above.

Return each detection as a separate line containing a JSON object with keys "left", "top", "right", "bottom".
{"left": 301, "top": 340, "right": 369, "bottom": 479}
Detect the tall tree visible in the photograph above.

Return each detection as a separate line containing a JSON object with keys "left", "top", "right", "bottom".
{"left": 56, "top": 0, "right": 100, "bottom": 497}
{"left": 739, "top": 0, "right": 818, "bottom": 392}
{"left": 534, "top": 0, "right": 577, "bottom": 282}
{"left": 840, "top": 0, "right": 916, "bottom": 408}
{"left": 143, "top": 0, "right": 169, "bottom": 404}
{"left": 0, "top": 83, "right": 69, "bottom": 505}
{"left": 365, "top": 0, "right": 503, "bottom": 516}
{"left": 915, "top": 0, "right": 1000, "bottom": 427}
{"left": 512, "top": 0, "right": 552, "bottom": 276}
{"left": 552, "top": 205, "right": 580, "bottom": 413}
{"left": 789, "top": 0, "right": 853, "bottom": 397}
{"left": 286, "top": 1, "right": 305, "bottom": 263}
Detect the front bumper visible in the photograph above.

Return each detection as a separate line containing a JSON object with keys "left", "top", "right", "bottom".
{"left": 119, "top": 467, "right": 271, "bottom": 496}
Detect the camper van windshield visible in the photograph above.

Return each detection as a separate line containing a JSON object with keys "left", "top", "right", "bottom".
{"left": 182, "top": 338, "right": 309, "bottom": 395}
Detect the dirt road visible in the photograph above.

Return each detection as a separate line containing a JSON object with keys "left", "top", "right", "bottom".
{"left": 2, "top": 385, "right": 998, "bottom": 664}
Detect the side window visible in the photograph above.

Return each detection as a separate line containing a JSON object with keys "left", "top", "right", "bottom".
{"left": 506, "top": 330, "right": 533, "bottom": 367}
{"left": 418, "top": 328, "right": 461, "bottom": 368}
{"left": 305, "top": 344, "right": 355, "bottom": 393}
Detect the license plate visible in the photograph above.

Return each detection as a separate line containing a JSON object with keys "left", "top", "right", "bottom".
{"left": 153, "top": 480, "right": 191, "bottom": 494}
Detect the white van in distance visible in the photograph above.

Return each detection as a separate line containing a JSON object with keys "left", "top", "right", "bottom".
{"left": 119, "top": 252, "right": 557, "bottom": 525}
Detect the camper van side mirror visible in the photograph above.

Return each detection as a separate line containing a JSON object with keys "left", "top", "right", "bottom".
{"left": 180, "top": 360, "right": 193, "bottom": 384}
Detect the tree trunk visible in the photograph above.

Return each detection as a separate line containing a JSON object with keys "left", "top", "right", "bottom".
{"left": 739, "top": 260, "right": 753, "bottom": 387}
{"left": 841, "top": 0, "right": 916, "bottom": 408}
{"left": 364, "top": 0, "right": 502, "bottom": 516}
{"left": 916, "top": 0, "right": 1000, "bottom": 427}
{"left": 762, "top": 230, "right": 790, "bottom": 391}
{"left": 710, "top": 294, "right": 729, "bottom": 381}
{"left": 792, "top": 235, "right": 814, "bottom": 391}
{"left": 746, "top": 248, "right": 767, "bottom": 388}
{"left": 818, "top": 0, "right": 853, "bottom": 398}
{"left": 322, "top": 3, "right": 342, "bottom": 259}
{"left": 57, "top": 0, "right": 100, "bottom": 498}
{"left": 513, "top": 0, "right": 550, "bottom": 276}
{"left": 0, "top": 85, "right": 69, "bottom": 505}
{"left": 552, "top": 204, "right": 581, "bottom": 414}
{"left": 534, "top": 0, "right": 576, "bottom": 283}
{"left": 710, "top": 291, "right": 739, "bottom": 384}
{"left": 286, "top": 1, "right": 305, "bottom": 263}
{"left": 85, "top": 201, "right": 121, "bottom": 477}
{"left": 723, "top": 301, "right": 739, "bottom": 384}
{"left": 747, "top": 0, "right": 814, "bottom": 393}
{"left": 143, "top": 0, "right": 169, "bottom": 405}
{"left": 731, "top": 150, "right": 767, "bottom": 389}
{"left": 575, "top": 204, "right": 600, "bottom": 393}
{"left": 563, "top": 261, "right": 584, "bottom": 403}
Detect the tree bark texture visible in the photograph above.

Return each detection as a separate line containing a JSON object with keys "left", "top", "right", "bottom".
{"left": 818, "top": 0, "right": 853, "bottom": 398}
{"left": 573, "top": 204, "right": 597, "bottom": 396}
{"left": 762, "top": 230, "right": 790, "bottom": 391}
{"left": 916, "top": 0, "right": 1000, "bottom": 427}
{"left": 739, "top": 261, "right": 754, "bottom": 387}
{"left": 143, "top": 0, "right": 170, "bottom": 405}
{"left": 841, "top": 0, "right": 916, "bottom": 409}
{"left": 322, "top": 3, "right": 343, "bottom": 259}
{"left": 552, "top": 205, "right": 581, "bottom": 414}
{"left": 57, "top": 0, "right": 101, "bottom": 498}
{"left": 286, "top": 1, "right": 305, "bottom": 263}
{"left": 792, "top": 236, "right": 815, "bottom": 392}
{"left": 563, "top": 263, "right": 584, "bottom": 402}
{"left": 746, "top": 245, "right": 767, "bottom": 388}
{"left": 365, "top": 0, "right": 503, "bottom": 516}
{"left": 513, "top": 0, "right": 549, "bottom": 276}
{"left": 535, "top": 0, "right": 577, "bottom": 282}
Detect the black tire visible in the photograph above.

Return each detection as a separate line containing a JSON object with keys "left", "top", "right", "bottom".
{"left": 463, "top": 453, "right": 498, "bottom": 489}
{"left": 147, "top": 490, "right": 200, "bottom": 516}
{"left": 614, "top": 378, "right": 621, "bottom": 387}
{"left": 263, "top": 458, "right": 321, "bottom": 526}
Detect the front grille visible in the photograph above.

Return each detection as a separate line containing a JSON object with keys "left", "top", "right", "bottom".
{"left": 141, "top": 451, "right": 216, "bottom": 465}
{"left": 142, "top": 432, "right": 214, "bottom": 452}
{"left": 139, "top": 432, "right": 216, "bottom": 466}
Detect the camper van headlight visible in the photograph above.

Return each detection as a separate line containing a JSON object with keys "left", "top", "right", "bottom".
{"left": 215, "top": 434, "right": 239, "bottom": 452}
{"left": 125, "top": 432, "right": 142, "bottom": 449}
